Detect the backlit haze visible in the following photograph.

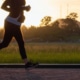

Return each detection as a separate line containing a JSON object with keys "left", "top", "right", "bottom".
{"left": 0, "top": 0, "right": 80, "bottom": 28}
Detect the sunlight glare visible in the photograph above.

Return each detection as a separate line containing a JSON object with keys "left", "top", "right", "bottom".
{"left": 0, "top": 0, "right": 9, "bottom": 28}
{"left": 24, "top": 0, "right": 60, "bottom": 27}
{"left": 0, "top": 0, "right": 70, "bottom": 28}
{"left": 24, "top": 0, "right": 49, "bottom": 27}
{"left": 0, "top": 0, "right": 80, "bottom": 28}
{"left": 0, "top": 0, "right": 64, "bottom": 28}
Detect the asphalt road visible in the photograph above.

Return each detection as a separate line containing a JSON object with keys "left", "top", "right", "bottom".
{"left": 0, "top": 68, "right": 80, "bottom": 80}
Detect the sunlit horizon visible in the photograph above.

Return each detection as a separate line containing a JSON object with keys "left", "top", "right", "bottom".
{"left": 0, "top": 0, "right": 80, "bottom": 28}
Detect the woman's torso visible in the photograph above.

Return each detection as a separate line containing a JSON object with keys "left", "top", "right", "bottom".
{"left": 8, "top": 0, "right": 25, "bottom": 18}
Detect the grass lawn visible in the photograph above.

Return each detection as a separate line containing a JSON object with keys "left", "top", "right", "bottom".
{"left": 0, "top": 42, "right": 80, "bottom": 64}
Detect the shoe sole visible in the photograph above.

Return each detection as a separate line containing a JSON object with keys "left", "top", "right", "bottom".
{"left": 25, "top": 64, "right": 39, "bottom": 69}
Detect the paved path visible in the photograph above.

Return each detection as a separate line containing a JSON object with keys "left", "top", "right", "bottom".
{"left": 0, "top": 68, "right": 80, "bottom": 80}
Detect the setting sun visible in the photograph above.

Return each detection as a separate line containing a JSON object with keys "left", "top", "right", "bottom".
{"left": 0, "top": 0, "right": 80, "bottom": 28}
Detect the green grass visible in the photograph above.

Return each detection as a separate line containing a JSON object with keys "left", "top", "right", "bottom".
{"left": 0, "top": 42, "right": 80, "bottom": 64}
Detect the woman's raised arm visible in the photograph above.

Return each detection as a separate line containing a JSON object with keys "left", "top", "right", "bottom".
{"left": 1, "top": 0, "right": 10, "bottom": 12}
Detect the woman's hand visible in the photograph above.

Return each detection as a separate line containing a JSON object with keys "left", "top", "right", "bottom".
{"left": 25, "top": 5, "right": 31, "bottom": 11}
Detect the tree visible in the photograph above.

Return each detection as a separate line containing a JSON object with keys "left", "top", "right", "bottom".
{"left": 40, "top": 16, "right": 51, "bottom": 26}
{"left": 66, "top": 12, "right": 78, "bottom": 20}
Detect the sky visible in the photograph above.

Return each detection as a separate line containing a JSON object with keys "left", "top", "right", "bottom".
{"left": 0, "top": 0, "right": 80, "bottom": 28}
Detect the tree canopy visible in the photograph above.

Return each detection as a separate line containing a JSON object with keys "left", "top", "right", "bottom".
{"left": 0, "top": 12, "right": 80, "bottom": 42}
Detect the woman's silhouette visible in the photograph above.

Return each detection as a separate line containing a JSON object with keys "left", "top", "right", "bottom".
{"left": 0, "top": 0, "right": 37, "bottom": 68}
